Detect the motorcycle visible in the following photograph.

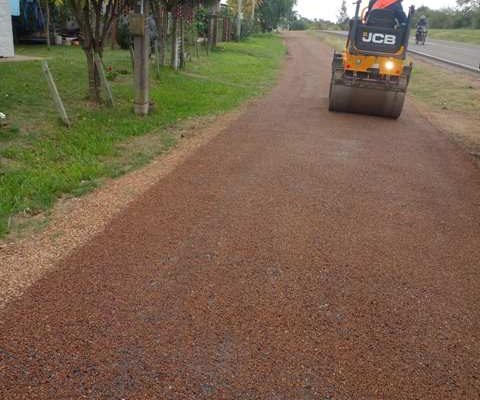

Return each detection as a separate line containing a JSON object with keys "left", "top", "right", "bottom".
{"left": 416, "top": 26, "right": 428, "bottom": 45}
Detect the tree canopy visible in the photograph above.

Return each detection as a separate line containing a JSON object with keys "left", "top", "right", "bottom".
{"left": 257, "top": 0, "right": 297, "bottom": 31}
{"left": 415, "top": 4, "right": 480, "bottom": 29}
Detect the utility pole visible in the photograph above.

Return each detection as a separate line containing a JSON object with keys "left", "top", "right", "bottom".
{"left": 131, "top": 0, "right": 150, "bottom": 115}
{"left": 236, "top": 0, "right": 243, "bottom": 41}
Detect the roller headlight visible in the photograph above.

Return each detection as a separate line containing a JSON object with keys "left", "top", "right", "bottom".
{"left": 385, "top": 61, "right": 395, "bottom": 71}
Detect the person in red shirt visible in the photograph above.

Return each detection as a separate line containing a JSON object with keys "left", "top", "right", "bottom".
{"left": 368, "top": 0, "right": 408, "bottom": 24}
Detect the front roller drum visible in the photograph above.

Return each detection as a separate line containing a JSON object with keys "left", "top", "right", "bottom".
{"left": 329, "top": 81, "right": 406, "bottom": 119}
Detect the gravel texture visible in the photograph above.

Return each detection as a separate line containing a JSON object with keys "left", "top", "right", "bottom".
{"left": 1, "top": 32, "right": 480, "bottom": 399}
{"left": 0, "top": 114, "right": 239, "bottom": 309}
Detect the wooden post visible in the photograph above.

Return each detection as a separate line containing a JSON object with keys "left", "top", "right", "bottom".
{"left": 42, "top": 61, "right": 70, "bottom": 127}
{"left": 130, "top": 6, "right": 150, "bottom": 115}
{"left": 94, "top": 53, "right": 114, "bottom": 107}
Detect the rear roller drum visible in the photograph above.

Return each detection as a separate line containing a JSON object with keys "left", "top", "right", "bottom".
{"left": 329, "top": 82, "right": 406, "bottom": 119}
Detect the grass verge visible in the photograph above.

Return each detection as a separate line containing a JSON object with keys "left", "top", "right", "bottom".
{"left": 425, "top": 29, "right": 480, "bottom": 45}
{"left": 0, "top": 34, "right": 285, "bottom": 237}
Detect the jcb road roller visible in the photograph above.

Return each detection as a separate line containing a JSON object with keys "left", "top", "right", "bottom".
{"left": 329, "top": 1, "right": 415, "bottom": 119}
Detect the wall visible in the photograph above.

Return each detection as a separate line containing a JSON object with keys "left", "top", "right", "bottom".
{"left": 0, "top": 0, "right": 15, "bottom": 57}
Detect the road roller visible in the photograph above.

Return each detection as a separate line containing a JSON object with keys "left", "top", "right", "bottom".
{"left": 329, "top": 1, "right": 415, "bottom": 119}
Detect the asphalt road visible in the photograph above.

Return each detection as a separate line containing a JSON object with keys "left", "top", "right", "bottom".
{"left": 409, "top": 38, "right": 480, "bottom": 71}
{"left": 327, "top": 30, "right": 480, "bottom": 72}
{"left": 1, "top": 32, "right": 480, "bottom": 399}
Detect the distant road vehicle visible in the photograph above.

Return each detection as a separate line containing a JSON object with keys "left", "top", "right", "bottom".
{"left": 415, "top": 26, "right": 427, "bottom": 45}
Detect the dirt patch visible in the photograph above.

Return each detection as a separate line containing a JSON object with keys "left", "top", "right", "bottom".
{"left": 0, "top": 55, "right": 44, "bottom": 63}
{"left": 416, "top": 106, "right": 480, "bottom": 156}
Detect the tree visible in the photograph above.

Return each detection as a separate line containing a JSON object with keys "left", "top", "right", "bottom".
{"left": 227, "top": 0, "right": 262, "bottom": 18}
{"left": 457, "top": 0, "right": 480, "bottom": 10}
{"left": 337, "top": 0, "right": 349, "bottom": 28}
{"left": 290, "top": 12, "right": 309, "bottom": 31}
{"left": 227, "top": 0, "right": 262, "bottom": 39}
{"left": 68, "top": 0, "right": 121, "bottom": 102}
{"left": 457, "top": 0, "right": 480, "bottom": 27}
{"left": 257, "top": 0, "right": 296, "bottom": 32}
{"left": 414, "top": 5, "right": 480, "bottom": 29}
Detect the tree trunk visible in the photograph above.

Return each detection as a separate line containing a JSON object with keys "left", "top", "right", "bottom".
{"left": 84, "top": 47, "right": 102, "bottom": 102}
{"left": 45, "top": 0, "right": 51, "bottom": 49}
{"left": 151, "top": 3, "right": 167, "bottom": 66}
{"left": 236, "top": 0, "right": 243, "bottom": 41}
{"left": 158, "top": 6, "right": 167, "bottom": 65}
{"left": 207, "top": 14, "right": 214, "bottom": 50}
{"left": 179, "top": 16, "right": 185, "bottom": 69}
{"left": 171, "top": 12, "right": 179, "bottom": 70}
{"left": 111, "top": 15, "right": 118, "bottom": 50}
{"left": 213, "top": 14, "right": 218, "bottom": 47}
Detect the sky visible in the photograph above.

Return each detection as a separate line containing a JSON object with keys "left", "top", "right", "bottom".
{"left": 295, "top": 0, "right": 459, "bottom": 22}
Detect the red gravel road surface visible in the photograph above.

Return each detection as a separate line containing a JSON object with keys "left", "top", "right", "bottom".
{"left": 1, "top": 32, "right": 480, "bottom": 399}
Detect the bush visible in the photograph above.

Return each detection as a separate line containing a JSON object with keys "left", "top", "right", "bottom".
{"left": 116, "top": 17, "right": 131, "bottom": 50}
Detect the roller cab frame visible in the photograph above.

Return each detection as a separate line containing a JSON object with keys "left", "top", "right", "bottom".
{"left": 329, "top": 1, "right": 415, "bottom": 119}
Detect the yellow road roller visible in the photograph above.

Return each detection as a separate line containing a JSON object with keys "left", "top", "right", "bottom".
{"left": 329, "top": 1, "right": 415, "bottom": 119}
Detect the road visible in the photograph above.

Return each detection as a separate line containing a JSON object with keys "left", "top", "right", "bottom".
{"left": 326, "top": 30, "right": 480, "bottom": 72}
{"left": 409, "top": 38, "right": 480, "bottom": 71}
{"left": 1, "top": 32, "right": 480, "bottom": 399}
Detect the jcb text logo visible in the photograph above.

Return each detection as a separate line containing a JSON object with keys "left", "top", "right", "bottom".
{"left": 362, "top": 32, "right": 396, "bottom": 45}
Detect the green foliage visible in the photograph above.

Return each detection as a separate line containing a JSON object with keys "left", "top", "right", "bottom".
{"left": 290, "top": 15, "right": 309, "bottom": 31}
{"left": 257, "top": 0, "right": 297, "bottom": 31}
{"left": 457, "top": 0, "right": 480, "bottom": 12}
{"left": 0, "top": 34, "right": 284, "bottom": 237}
{"left": 414, "top": 5, "right": 480, "bottom": 29}
{"left": 195, "top": 6, "right": 210, "bottom": 38}
{"left": 337, "top": 0, "right": 349, "bottom": 29}
{"left": 116, "top": 17, "right": 131, "bottom": 50}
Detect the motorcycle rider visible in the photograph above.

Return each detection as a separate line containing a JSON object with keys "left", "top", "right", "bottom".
{"left": 417, "top": 15, "right": 428, "bottom": 30}
{"left": 416, "top": 15, "right": 428, "bottom": 43}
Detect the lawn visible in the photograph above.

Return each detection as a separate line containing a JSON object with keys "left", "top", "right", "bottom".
{"left": 425, "top": 29, "right": 480, "bottom": 45}
{"left": 0, "top": 35, "right": 285, "bottom": 237}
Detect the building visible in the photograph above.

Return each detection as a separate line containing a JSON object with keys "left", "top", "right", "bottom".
{"left": 0, "top": 0, "right": 17, "bottom": 57}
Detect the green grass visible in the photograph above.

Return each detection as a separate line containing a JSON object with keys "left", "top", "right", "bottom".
{"left": 309, "top": 31, "right": 344, "bottom": 51}
{"left": 0, "top": 34, "right": 285, "bottom": 237}
{"left": 409, "top": 61, "right": 480, "bottom": 114}
{"left": 425, "top": 29, "right": 480, "bottom": 45}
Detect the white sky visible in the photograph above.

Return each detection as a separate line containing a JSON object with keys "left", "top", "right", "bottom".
{"left": 295, "top": 0, "right": 458, "bottom": 22}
